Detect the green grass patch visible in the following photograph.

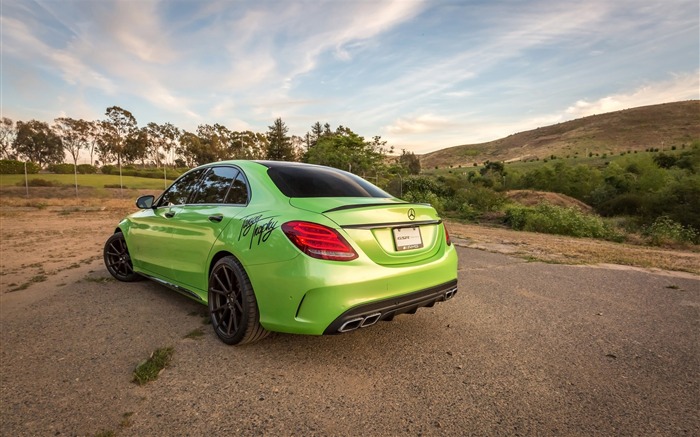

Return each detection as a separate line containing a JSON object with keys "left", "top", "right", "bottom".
{"left": 132, "top": 347, "right": 174, "bottom": 385}
{"left": 83, "top": 276, "right": 115, "bottom": 283}
{"left": 0, "top": 173, "right": 172, "bottom": 190}
{"left": 184, "top": 328, "right": 205, "bottom": 339}
{"left": 9, "top": 274, "right": 48, "bottom": 292}
{"left": 120, "top": 412, "right": 134, "bottom": 428}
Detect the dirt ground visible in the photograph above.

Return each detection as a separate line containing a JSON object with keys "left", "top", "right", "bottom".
{"left": 1, "top": 192, "right": 697, "bottom": 295}
{"left": 1, "top": 193, "right": 698, "bottom": 436}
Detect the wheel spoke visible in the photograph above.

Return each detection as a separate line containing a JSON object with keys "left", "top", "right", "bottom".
{"left": 226, "top": 310, "right": 234, "bottom": 335}
{"left": 210, "top": 288, "right": 227, "bottom": 297}
{"left": 214, "top": 273, "right": 227, "bottom": 291}
{"left": 233, "top": 300, "right": 243, "bottom": 313}
{"left": 222, "top": 266, "right": 233, "bottom": 291}
{"left": 109, "top": 241, "right": 123, "bottom": 255}
{"left": 211, "top": 303, "right": 227, "bottom": 313}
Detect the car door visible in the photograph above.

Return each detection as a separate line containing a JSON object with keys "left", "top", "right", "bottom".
{"left": 167, "top": 166, "right": 250, "bottom": 292}
{"left": 127, "top": 168, "right": 206, "bottom": 280}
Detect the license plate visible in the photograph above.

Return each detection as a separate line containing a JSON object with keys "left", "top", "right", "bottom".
{"left": 393, "top": 226, "right": 423, "bottom": 251}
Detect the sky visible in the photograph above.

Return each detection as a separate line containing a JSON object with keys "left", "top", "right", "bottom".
{"left": 1, "top": 0, "right": 699, "bottom": 154}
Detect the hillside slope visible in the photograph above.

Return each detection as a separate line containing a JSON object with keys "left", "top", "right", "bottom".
{"left": 421, "top": 100, "right": 700, "bottom": 168}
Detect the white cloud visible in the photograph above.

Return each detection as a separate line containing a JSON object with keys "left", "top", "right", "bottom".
{"left": 385, "top": 114, "right": 458, "bottom": 135}
{"left": 565, "top": 71, "right": 700, "bottom": 118}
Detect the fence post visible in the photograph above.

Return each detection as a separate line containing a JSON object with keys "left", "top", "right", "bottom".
{"left": 24, "top": 161, "right": 29, "bottom": 198}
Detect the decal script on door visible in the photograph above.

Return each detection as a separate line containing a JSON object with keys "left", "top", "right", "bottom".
{"left": 239, "top": 213, "right": 279, "bottom": 249}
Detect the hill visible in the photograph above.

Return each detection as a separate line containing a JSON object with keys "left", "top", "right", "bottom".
{"left": 421, "top": 100, "right": 700, "bottom": 169}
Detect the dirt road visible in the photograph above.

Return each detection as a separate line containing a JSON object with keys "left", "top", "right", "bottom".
{"left": 1, "top": 207, "right": 698, "bottom": 436}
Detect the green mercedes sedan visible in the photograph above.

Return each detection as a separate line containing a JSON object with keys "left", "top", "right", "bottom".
{"left": 104, "top": 161, "right": 458, "bottom": 344}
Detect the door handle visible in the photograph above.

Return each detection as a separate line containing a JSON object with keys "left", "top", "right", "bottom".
{"left": 165, "top": 211, "right": 175, "bottom": 218}
{"left": 208, "top": 215, "right": 223, "bottom": 223}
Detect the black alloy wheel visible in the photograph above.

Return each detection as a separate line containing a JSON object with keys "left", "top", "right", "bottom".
{"left": 103, "top": 232, "right": 141, "bottom": 282}
{"left": 208, "top": 256, "right": 268, "bottom": 345}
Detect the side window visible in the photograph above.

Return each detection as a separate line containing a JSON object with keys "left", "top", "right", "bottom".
{"left": 191, "top": 167, "right": 239, "bottom": 204}
{"left": 157, "top": 169, "right": 206, "bottom": 207}
{"left": 226, "top": 172, "right": 249, "bottom": 204}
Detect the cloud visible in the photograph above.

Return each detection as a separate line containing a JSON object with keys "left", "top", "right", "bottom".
{"left": 565, "top": 71, "right": 700, "bottom": 118}
{"left": 385, "top": 114, "right": 458, "bottom": 135}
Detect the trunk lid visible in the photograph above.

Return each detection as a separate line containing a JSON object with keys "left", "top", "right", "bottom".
{"left": 289, "top": 198, "right": 445, "bottom": 266}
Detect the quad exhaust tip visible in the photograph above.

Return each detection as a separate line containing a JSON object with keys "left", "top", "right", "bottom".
{"left": 444, "top": 287, "right": 457, "bottom": 300}
{"left": 336, "top": 287, "right": 458, "bottom": 333}
{"left": 338, "top": 312, "right": 382, "bottom": 333}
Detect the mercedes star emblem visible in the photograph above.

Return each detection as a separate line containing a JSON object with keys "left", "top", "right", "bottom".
{"left": 407, "top": 208, "right": 416, "bottom": 220}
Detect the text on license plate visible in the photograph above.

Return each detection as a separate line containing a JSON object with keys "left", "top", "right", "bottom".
{"left": 393, "top": 226, "right": 423, "bottom": 251}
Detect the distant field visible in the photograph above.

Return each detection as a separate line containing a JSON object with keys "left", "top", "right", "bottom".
{"left": 0, "top": 174, "right": 173, "bottom": 190}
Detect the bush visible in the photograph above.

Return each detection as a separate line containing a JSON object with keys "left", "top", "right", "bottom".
{"left": 16, "top": 178, "right": 65, "bottom": 187}
{"left": 643, "top": 216, "right": 699, "bottom": 246}
{"left": 505, "top": 203, "right": 622, "bottom": 241}
{"left": 77, "top": 164, "right": 97, "bottom": 174}
{"left": 445, "top": 186, "right": 506, "bottom": 219}
{"left": 101, "top": 165, "right": 116, "bottom": 175}
{"left": 0, "top": 160, "right": 40, "bottom": 174}
{"left": 47, "top": 163, "right": 76, "bottom": 174}
{"left": 403, "top": 190, "right": 445, "bottom": 214}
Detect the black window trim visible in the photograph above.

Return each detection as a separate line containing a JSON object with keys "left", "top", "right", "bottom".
{"left": 154, "top": 164, "right": 251, "bottom": 208}
{"left": 154, "top": 167, "right": 207, "bottom": 208}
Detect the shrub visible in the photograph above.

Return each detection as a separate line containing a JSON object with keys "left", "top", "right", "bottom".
{"left": 77, "top": 164, "right": 97, "bottom": 174}
{"left": 403, "top": 190, "right": 445, "bottom": 214}
{"left": 446, "top": 186, "right": 506, "bottom": 219}
{"left": 47, "top": 163, "right": 76, "bottom": 174}
{"left": 16, "top": 178, "right": 65, "bottom": 187}
{"left": 0, "top": 160, "right": 40, "bottom": 174}
{"left": 643, "top": 216, "right": 699, "bottom": 246}
{"left": 101, "top": 165, "right": 116, "bottom": 175}
{"left": 505, "top": 203, "right": 622, "bottom": 241}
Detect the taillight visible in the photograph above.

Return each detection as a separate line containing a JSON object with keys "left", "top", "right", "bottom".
{"left": 282, "top": 221, "right": 358, "bottom": 261}
{"left": 444, "top": 224, "right": 452, "bottom": 246}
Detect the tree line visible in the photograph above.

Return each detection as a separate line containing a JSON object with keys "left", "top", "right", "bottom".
{"left": 0, "top": 107, "right": 421, "bottom": 177}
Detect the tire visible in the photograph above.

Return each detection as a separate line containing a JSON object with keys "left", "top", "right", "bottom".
{"left": 103, "top": 232, "right": 142, "bottom": 282}
{"left": 208, "top": 256, "right": 269, "bottom": 345}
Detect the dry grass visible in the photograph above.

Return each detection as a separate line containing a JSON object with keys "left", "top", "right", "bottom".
{"left": 422, "top": 101, "right": 700, "bottom": 168}
{"left": 447, "top": 221, "right": 700, "bottom": 275}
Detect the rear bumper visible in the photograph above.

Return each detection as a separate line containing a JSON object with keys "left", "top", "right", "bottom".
{"left": 323, "top": 279, "right": 458, "bottom": 335}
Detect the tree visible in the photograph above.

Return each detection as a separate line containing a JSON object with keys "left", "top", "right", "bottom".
{"left": 86, "top": 120, "right": 105, "bottom": 166}
{"left": 266, "top": 118, "right": 295, "bottom": 161}
{"left": 399, "top": 149, "right": 421, "bottom": 175}
{"left": 146, "top": 122, "right": 180, "bottom": 167}
{"left": 308, "top": 121, "right": 324, "bottom": 149}
{"left": 123, "top": 127, "right": 149, "bottom": 165}
{"left": 304, "top": 125, "right": 388, "bottom": 174}
{"left": 0, "top": 117, "right": 16, "bottom": 159}
{"left": 179, "top": 130, "right": 219, "bottom": 166}
{"left": 53, "top": 117, "right": 90, "bottom": 195}
{"left": 101, "top": 107, "right": 137, "bottom": 166}
{"left": 103, "top": 106, "right": 138, "bottom": 193}
{"left": 13, "top": 120, "right": 64, "bottom": 167}
{"left": 228, "top": 130, "right": 268, "bottom": 159}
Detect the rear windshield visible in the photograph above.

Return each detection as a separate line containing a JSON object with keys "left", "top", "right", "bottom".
{"left": 266, "top": 164, "right": 390, "bottom": 198}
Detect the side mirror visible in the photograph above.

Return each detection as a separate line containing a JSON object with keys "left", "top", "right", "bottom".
{"left": 136, "top": 195, "right": 155, "bottom": 209}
